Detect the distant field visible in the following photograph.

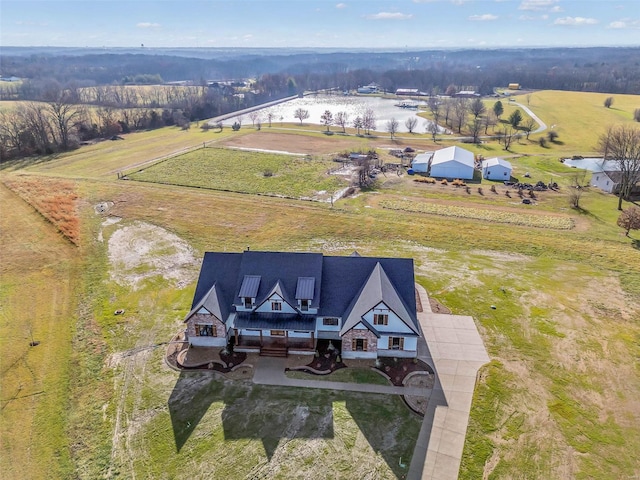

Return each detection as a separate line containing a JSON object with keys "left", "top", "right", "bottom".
{"left": 128, "top": 147, "right": 347, "bottom": 199}
{"left": 2, "top": 88, "right": 640, "bottom": 480}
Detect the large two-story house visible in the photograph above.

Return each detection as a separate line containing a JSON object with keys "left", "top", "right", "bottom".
{"left": 183, "top": 251, "right": 421, "bottom": 359}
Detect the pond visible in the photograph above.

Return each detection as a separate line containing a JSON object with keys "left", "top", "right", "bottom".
{"left": 233, "top": 94, "right": 441, "bottom": 134}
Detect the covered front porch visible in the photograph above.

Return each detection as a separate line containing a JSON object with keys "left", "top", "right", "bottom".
{"left": 232, "top": 311, "right": 317, "bottom": 356}
{"left": 233, "top": 329, "right": 316, "bottom": 356}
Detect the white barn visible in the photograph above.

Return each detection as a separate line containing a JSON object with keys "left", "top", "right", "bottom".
{"left": 411, "top": 152, "right": 433, "bottom": 173}
{"left": 429, "top": 146, "right": 475, "bottom": 180}
{"left": 482, "top": 157, "right": 512, "bottom": 180}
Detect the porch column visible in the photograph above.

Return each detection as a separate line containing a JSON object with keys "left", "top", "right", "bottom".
{"left": 259, "top": 330, "right": 263, "bottom": 347}
{"left": 311, "top": 331, "right": 315, "bottom": 349}
{"left": 234, "top": 328, "right": 239, "bottom": 346}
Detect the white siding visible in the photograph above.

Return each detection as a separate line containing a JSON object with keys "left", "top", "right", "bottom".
{"left": 255, "top": 293, "right": 297, "bottom": 313}
{"left": 590, "top": 172, "right": 615, "bottom": 193}
{"left": 287, "top": 331, "right": 313, "bottom": 338}
{"left": 377, "top": 336, "right": 418, "bottom": 352}
{"left": 342, "top": 350, "right": 377, "bottom": 360}
{"left": 362, "top": 302, "right": 414, "bottom": 334}
{"left": 483, "top": 165, "right": 511, "bottom": 180}
{"left": 316, "top": 317, "right": 341, "bottom": 331}
{"left": 430, "top": 161, "right": 474, "bottom": 180}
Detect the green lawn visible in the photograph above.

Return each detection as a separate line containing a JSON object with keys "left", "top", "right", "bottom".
{"left": 286, "top": 367, "right": 391, "bottom": 385}
{"left": 128, "top": 146, "right": 347, "bottom": 199}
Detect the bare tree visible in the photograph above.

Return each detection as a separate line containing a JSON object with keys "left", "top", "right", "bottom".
{"left": 482, "top": 111, "right": 497, "bottom": 134}
{"left": 568, "top": 170, "right": 587, "bottom": 209}
{"left": 405, "top": 117, "right": 418, "bottom": 133}
{"left": 442, "top": 98, "right": 453, "bottom": 128}
{"left": 522, "top": 118, "right": 536, "bottom": 140}
{"left": 353, "top": 116, "right": 363, "bottom": 135}
{"left": 362, "top": 108, "right": 376, "bottom": 135}
{"left": 249, "top": 110, "right": 260, "bottom": 126}
{"left": 426, "top": 120, "right": 439, "bottom": 142}
{"left": 597, "top": 125, "right": 640, "bottom": 210}
{"left": 19, "top": 102, "right": 53, "bottom": 153}
{"left": 452, "top": 97, "right": 469, "bottom": 134}
{"left": 0, "top": 110, "right": 28, "bottom": 155}
{"left": 386, "top": 118, "right": 399, "bottom": 139}
{"left": 617, "top": 206, "right": 640, "bottom": 236}
{"left": 47, "top": 92, "right": 80, "bottom": 150}
{"left": 498, "top": 126, "right": 516, "bottom": 151}
{"left": 320, "top": 110, "right": 334, "bottom": 132}
{"left": 469, "top": 97, "right": 486, "bottom": 119}
{"left": 335, "top": 111, "right": 349, "bottom": 133}
{"left": 468, "top": 117, "right": 483, "bottom": 144}
{"left": 294, "top": 108, "right": 310, "bottom": 124}
{"left": 266, "top": 111, "right": 275, "bottom": 127}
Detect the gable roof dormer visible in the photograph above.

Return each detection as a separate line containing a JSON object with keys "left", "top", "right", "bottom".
{"left": 184, "top": 282, "right": 227, "bottom": 322}
{"left": 340, "top": 262, "right": 419, "bottom": 336}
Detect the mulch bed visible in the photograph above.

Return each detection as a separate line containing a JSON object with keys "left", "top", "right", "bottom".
{"left": 374, "top": 357, "right": 434, "bottom": 386}
{"left": 183, "top": 350, "right": 247, "bottom": 373}
{"left": 429, "top": 298, "right": 451, "bottom": 314}
{"left": 285, "top": 342, "right": 346, "bottom": 375}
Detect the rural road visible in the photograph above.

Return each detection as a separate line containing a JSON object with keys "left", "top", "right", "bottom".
{"left": 511, "top": 101, "right": 548, "bottom": 134}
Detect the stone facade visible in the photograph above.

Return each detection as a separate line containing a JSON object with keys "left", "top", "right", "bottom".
{"left": 186, "top": 314, "right": 226, "bottom": 339}
{"left": 342, "top": 329, "right": 378, "bottom": 354}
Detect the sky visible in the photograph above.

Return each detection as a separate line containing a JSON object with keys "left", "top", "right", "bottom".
{"left": 1, "top": 0, "right": 639, "bottom": 49}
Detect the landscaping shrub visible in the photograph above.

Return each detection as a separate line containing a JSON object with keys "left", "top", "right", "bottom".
{"left": 441, "top": 179, "right": 448, "bottom": 185}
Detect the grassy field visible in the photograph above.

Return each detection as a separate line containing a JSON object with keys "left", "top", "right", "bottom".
{"left": 128, "top": 147, "right": 347, "bottom": 199}
{"left": 286, "top": 367, "right": 391, "bottom": 385}
{"left": 0, "top": 184, "right": 80, "bottom": 479}
{"left": 2, "top": 89, "right": 640, "bottom": 479}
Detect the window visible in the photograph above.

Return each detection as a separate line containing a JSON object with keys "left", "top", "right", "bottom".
{"left": 373, "top": 314, "right": 388, "bottom": 326}
{"left": 300, "top": 299, "right": 310, "bottom": 311}
{"left": 389, "top": 337, "right": 404, "bottom": 350}
{"left": 271, "top": 330, "right": 285, "bottom": 336}
{"left": 196, "top": 324, "right": 215, "bottom": 337}
{"left": 244, "top": 297, "right": 252, "bottom": 308}
{"left": 353, "top": 338, "right": 367, "bottom": 351}
{"left": 323, "top": 317, "right": 339, "bottom": 326}
{"left": 271, "top": 301, "right": 282, "bottom": 311}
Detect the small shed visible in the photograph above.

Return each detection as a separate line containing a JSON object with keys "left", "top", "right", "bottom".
{"left": 411, "top": 152, "right": 433, "bottom": 173}
{"left": 429, "top": 146, "right": 475, "bottom": 180}
{"left": 482, "top": 157, "right": 512, "bottom": 180}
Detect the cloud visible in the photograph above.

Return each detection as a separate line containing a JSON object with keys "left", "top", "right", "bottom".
{"left": 469, "top": 14, "right": 498, "bottom": 21}
{"left": 608, "top": 18, "right": 640, "bottom": 29}
{"left": 136, "top": 22, "right": 161, "bottom": 28}
{"left": 519, "top": 0, "right": 558, "bottom": 11}
{"left": 365, "top": 12, "right": 413, "bottom": 20}
{"left": 554, "top": 16, "right": 598, "bottom": 26}
{"left": 336, "top": 3, "right": 347, "bottom": 9}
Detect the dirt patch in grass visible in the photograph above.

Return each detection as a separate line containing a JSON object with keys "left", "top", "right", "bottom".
{"left": 106, "top": 220, "right": 199, "bottom": 290}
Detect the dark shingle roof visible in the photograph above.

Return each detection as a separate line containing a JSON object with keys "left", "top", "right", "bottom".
{"left": 320, "top": 255, "right": 417, "bottom": 330}
{"left": 190, "top": 252, "right": 243, "bottom": 311}
{"left": 339, "top": 262, "right": 419, "bottom": 336}
{"left": 189, "top": 251, "right": 417, "bottom": 334}
{"left": 232, "top": 251, "right": 323, "bottom": 308}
